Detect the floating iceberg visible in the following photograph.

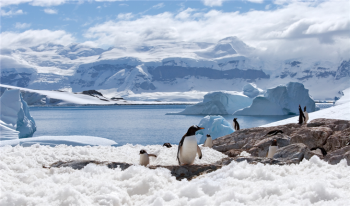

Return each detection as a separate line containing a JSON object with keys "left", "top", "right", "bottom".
{"left": 243, "top": 83, "right": 264, "bottom": 98}
{"left": 0, "top": 89, "right": 36, "bottom": 138}
{"left": 234, "top": 82, "right": 315, "bottom": 115}
{"left": 175, "top": 91, "right": 252, "bottom": 115}
{"left": 196, "top": 115, "right": 234, "bottom": 144}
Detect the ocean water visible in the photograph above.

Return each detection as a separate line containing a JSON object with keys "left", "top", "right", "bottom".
{"left": 29, "top": 105, "right": 293, "bottom": 146}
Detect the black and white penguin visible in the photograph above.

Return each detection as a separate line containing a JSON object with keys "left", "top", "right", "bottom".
{"left": 233, "top": 118, "right": 240, "bottom": 131}
{"left": 267, "top": 139, "right": 278, "bottom": 158}
{"left": 177, "top": 125, "right": 204, "bottom": 165}
{"left": 298, "top": 105, "right": 306, "bottom": 125}
{"left": 203, "top": 134, "right": 213, "bottom": 148}
{"left": 265, "top": 130, "right": 284, "bottom": 136}
{"left": 303, "top": 106, "right": 309, "bottom": 124}
{"left": 139, "top": 149, "right": 157, "bottom": 166}
{"left": 163, "top": 143, "right": 172, "bottom": 148}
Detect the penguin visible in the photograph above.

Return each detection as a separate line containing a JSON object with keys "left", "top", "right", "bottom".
{"left": 163, "top": 143, "right": 172, "bottom": 148}
{"left": 177, "top": 125, "right": 204, "bottom": 165}
{"left": 267, "top": 139, "right": 278, "bottom": 158}
{"left": 139, "top": 149, "right": 157, "bottom": 166}
{"left": 298, "top": 105, "right": 306, "bottom": 125}
{"left": 203, "top": 134, "right": 213, "bottom": 148}
{"left": 233, "top": 118, "right": 240, "bottom": 131}
{"left": 265, "top": 130, "right": 284, "bottom": 136}
{"left": 303, "top": 106, "right": 309, "bottom": 124}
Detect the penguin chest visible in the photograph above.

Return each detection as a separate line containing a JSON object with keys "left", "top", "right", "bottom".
{"left": 139, "top": 154, "right": 149, "bottom": 166}
{"left": 267, "top": 146, "right": 278, "bottom": 158}
{"left": 180, "top": 135, "right": 198, "bottom": 165}
{"left": 204, "top": 137, "right": 213, "bottom": 148}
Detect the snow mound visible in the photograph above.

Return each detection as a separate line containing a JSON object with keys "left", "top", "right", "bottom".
{"left": 335, "top": 87, "right": 350, "bottom": 106}
{"left": 0, "top": 135, "right": 117, "bottom": 147}
{"left": 243, "top": 83, "right": 264, "bottom": 98}
{"left": 0, "top": 89, "right": 36, "bottom": 138}
{"left": 174, "top": 91, "right": 252, "bottom": 115}
{"left": 235, "top": 82, "right": 315, "bottom": 115}
{"left": 196, "top": 115, "right": 234, "bottom": 144}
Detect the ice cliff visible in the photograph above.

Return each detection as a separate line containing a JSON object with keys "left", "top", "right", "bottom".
{"left": 243, "top": 83, "right": 264, "bottom": 98}
{"left": 196, "top": 116, "right": 234, "bottom": 144}
{"left": 0, "top": 89, "right": 36, "bottom": 138}
{"left": 175, "top": 91, "right": 252, "bottom": 115}
{"left": 234, "top": 82, "right": 315, "bottom": 115}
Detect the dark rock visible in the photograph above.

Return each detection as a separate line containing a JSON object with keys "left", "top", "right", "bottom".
{"left": 304, "top": 150, "right": 324, "bottom": 160}
{"left": 324, "top": 146, "right": 350, "bottom": 166}
{"left": 248, "top": 134, "right": 290, "bottom": 157}
{"left": 82, "top": 90, "right": 104, "bottom": 97}
{"left": 323, "top": 128, "right": 350, "bottom": 152}
{"left": 290, "top": 127, "right": 333, "bottom": 149}
{"left": 273, "top": 143, "right": 310, "bottom": 161}
{"left": 225, "top": 149, "right": 244, "bottom": 157}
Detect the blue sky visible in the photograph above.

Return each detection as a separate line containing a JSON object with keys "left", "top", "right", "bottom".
{"left": 1, "top": 0, "right": 349, "bottom": 60}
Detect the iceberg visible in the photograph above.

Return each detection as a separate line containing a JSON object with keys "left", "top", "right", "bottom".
{"left": 243, "top": 83, "right": 264, "bottom": 98}
{"left": 234, "top": 82, "right": 315, "bottom": 115}
{"left": 0, "top": 89, "right": 36, "bottom": 138}
{"left": 196, "top": 115, "right": 234, "bottom": 144}
{"left": 175, "top": 91, "right": 252, "bottom": 115}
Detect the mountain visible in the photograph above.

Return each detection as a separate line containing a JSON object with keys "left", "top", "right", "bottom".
{"left": 0, "top": 37, "right": 349, "bottom": 100}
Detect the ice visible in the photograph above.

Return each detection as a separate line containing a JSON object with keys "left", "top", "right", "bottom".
{"left": 242, "top": 83, "right": 264, "bottom": 98}
{"left": 335, "top": 87, "right": 350, "bottom": 106}
{"left": 174, "top": 91, "right": 252, "bottom": 115}
{"left": 235, "top": 82, "right": 316, "bottom": 115}
{"left": 0, "top": 89, "right": 36, "bottom": 138}
{"left": 0, "top": 121, "right": 19, "bottom": 141}
{"left": 196, "top": 116, "right": 234, "bottom": 144}
{"left": 0, "top": 145, "right": 349, "bottom": 205}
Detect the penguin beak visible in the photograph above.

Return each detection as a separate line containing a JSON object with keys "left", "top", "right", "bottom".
{"left": 199, "top": 127, "right": 204, "bottom": 130}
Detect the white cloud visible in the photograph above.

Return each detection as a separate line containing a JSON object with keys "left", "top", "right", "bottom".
{"left": 0, "top": 30, "right": 75, "bottom": 49}
{"left": 84, "top": 1, "right": 350, "bottom": 60}
{"left": 44, "top": 8, "right": 58, "bottom": 14}
{"left": 265, "top": 4, "right": 271, "bottom": 10}
{"left": 202, "top": 0, "right": 226, "bottom": 7}
{"left": 246, "top": 0, "right": 264, "bottom": 3}
{"left": 117, "top": 13, "right": 134, "bottom": 20}
{"left": 1, "top": 0, "right": 69, "bottom": 7}
{"left": 15, "top": 22, "right": 31, "bottom": 29}
{"left": 153, "top": 3, "right": 164, "bottom": 9}
{"left": 1, "top": 9, "right": 24, "bottom": 16}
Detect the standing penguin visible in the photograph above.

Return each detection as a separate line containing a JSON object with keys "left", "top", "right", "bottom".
{"left": 233, "top": 118, "right": 240, "bottom": 131}
{"left": 139, "top": 149, "right": 157, "bottom": 166}
{"left": 177, "top": 125, "right": 204, "bottom": 165}
{"left": 298, "top": 105, "right": 306, "bottom": 125}
{"left": 303, "top": 106, "right": 309, "bottom": 124}
{"left": 203, "top": 134, "right": 213, "bottom": 148}
{"left": 267, "top": 139, "right": 278, "bottom": 158}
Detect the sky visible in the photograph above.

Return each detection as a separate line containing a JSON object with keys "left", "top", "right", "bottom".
{"left": 0, "top": 0, "right": 349, "bottom": 61}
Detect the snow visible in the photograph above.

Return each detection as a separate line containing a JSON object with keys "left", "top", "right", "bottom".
{"left": 242, "top": 83, "right": 264, "bottom": 98}
{"left": 196, "top": 116, "right": 234, "bottom": 144}
{"left": 0, "top": 121, "right": 19, "bottom": 141}
{"left": 261, "top": 87, "right": 350, "bottom": 127}
{"left": 0, "top": 89, "right": 36, "bottom": 138}
{"left": 0, "top": 145, "right": 349, "bottom": 205}
{"left": 174, "top": 91, "right": 252, "bottom": 115}
{"left": 235, "top": 82, "right": 316, "bottom": 115}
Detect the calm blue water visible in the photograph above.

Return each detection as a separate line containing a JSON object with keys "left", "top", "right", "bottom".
{"left": 29, "top": 105, "right": 293, "bottom": 146}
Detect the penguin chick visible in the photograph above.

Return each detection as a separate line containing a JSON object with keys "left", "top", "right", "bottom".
{"left": 233, "top": 118, "right": 240, "bottom": 131}
{"left": 267, "top": 139, "right": 278, "bottom": 158}
{"left": 139, "top": 149, "right": 157, "bottom": 166}
{"left": 203, "top": 134, "right": 213, "bottom": 148}
{"left": 177, "top": 125, "right": 204, "bottom": 165}
{"left": 163, "top": 143, "right": 172, "bottom": 148}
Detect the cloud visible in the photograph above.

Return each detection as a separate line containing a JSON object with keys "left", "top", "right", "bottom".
{"left": 44, "top": 8, "right": 58, "bottom": 14}
{"left": 152, "top": 3, "right": 164, "bottom": 9}
{"left": 1, "top": 0, "right": 69, "bottom": 7}
{"left": 15, "top": 22, "right": 31, "bottom": 29}
{"left": 202, "top": 0, "right": 226, "bottom": 7}
{"left": 1, "top": 9, "right": 24, "bottom": 16}
{"left": 117, "top": 13, "right": 134, "bottom": 20}
{"left": 246, "top": 0, "right": 264, "bottom": 3}
{"left": 0, "top": 30, "right": 75, "bottom": 49}
{"left": 84, "top": 1, "right": 350, "bottom": 60}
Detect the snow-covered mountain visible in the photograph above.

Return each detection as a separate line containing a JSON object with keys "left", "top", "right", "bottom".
{"left": 1, "top": 37, "right": 349, "bottom": 100}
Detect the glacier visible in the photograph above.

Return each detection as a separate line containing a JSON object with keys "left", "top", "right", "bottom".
{"left": 174, "top": 91, "right": 252, "bottom": 115}
{"left": 0, "top": 89, "right": 36, "bottom": 138}
{"left": 243, "top": 83, "right": 264, "bottom": 98}
{"left": 234, "top": 82, "right": 316, "bottom": 115}
{"left": 196, "top": 115, "right": 234, "bottom": 144}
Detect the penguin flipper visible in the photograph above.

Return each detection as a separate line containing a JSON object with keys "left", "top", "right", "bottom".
{"left": 177, "top": 135, "right": 186, "bottom": 165}
{"left": 148, "top": 154, "right": 157, "bottom": 158}
{"left": 197, "top": 145, "right": 202, "bottom": 159}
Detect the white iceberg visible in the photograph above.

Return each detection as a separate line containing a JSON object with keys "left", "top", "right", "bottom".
{"left": 234, "top": 82, "right": 315, "bottom": 115}
{"left": 0, "top": 89, "right": 36, "bottom": 138}
{"left": 243, "top": 83, "right": 264, "bottom": 98}
{"left": 175, "top": 91, "right": 252, "bottom": 115}
{"left": 196, "top": 115, "right": 234, "bottom": 144}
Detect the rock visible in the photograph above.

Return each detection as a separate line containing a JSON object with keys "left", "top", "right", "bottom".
{"left": 273, "top": 143, "right": 310, "bottom": 161}
{"left": 304, "top": 150, "right": 324, "bottom": 160}
{"left": 290, "top": 127, "right": 333, "bottom": 149}
{"left": 324, "top": 146, "right": 350, "bottom": 166}
{"left": 224, "top": 149, "right": 244, "bottom": 157}
{"left": 323, "top": 128, "right": 350, "bottom": 152}
{"left": 233, "top": 156, "right": 300, "bottom": 165}
{"left": 307, "top": 118, "right": 350, "bottom": 132}
{"left": 248, "top": 134, "right": 290, "bottom": 157}
{"left": 82, "top": 90, "right": 104, "bottom": 97}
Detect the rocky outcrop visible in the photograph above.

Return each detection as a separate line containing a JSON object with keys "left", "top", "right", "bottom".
{"left": 213, "top": 118, "right": 350, "bottom": 165}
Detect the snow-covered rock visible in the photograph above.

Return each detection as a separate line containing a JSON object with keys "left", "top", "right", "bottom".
{"left": 0, "top": 89, "right": 36, "bottom": 138}
{"left": 196, "top": 115, "right": 234, "bottom": 144}
{"left": 234, "top": 82, "right": 315, "bottom": 115}
{"left": 243, "top": 83, "right": 264, "bottom": 98}
{"left": 175, "top": 91, "right": 252, "bottom": 115}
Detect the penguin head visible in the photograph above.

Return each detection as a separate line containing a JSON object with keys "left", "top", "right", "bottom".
{"left": 271, "top": 139, "right": 277, "bottom": 146}
{"left": 139, "top": 149, "right": 147, "bottom": 155}
{"left": 206, "top": 134, "right": 211, "bottom": 137}
{"left": 304, "top": 106, "right": 306, "bottom": 112}
{"left": 186, "top": 125, "right": 204, "bottom": 136}
{"left": 233, "top": 118, "right": 237, "bottom": 122}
